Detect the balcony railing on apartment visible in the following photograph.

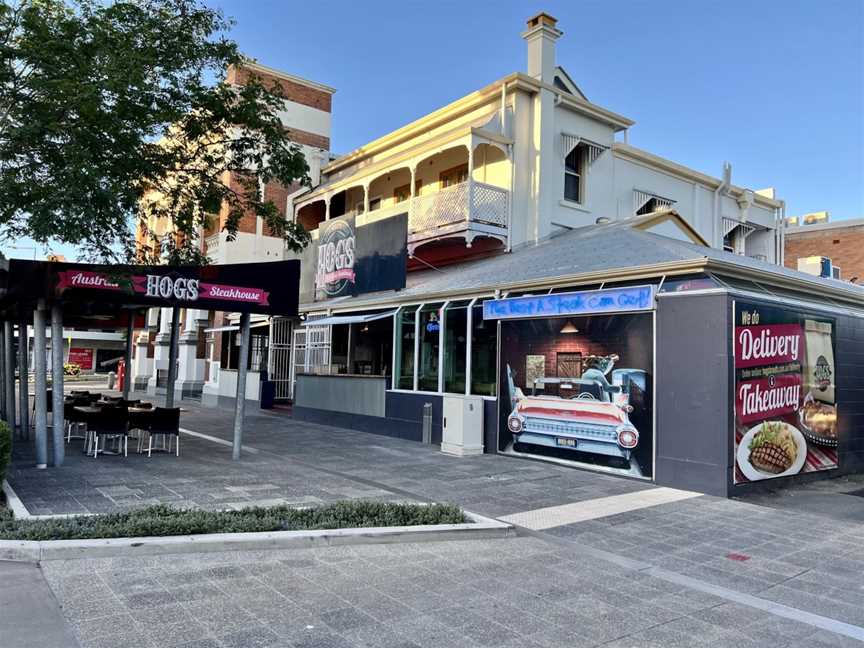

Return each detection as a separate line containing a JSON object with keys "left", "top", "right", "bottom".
{"left": 318, "top": 180, "right": 510, "bottom": 252}
{"left": 408, "top": 180, "right": 508, "bottom": 251}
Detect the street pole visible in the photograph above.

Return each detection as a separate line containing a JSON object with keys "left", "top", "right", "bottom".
{"left": 123, "top": 312, "right": 134, "bottom": 400}
{"left": 33, "top": 306, "right": 48, "bottom": 468}
{"left": 165, "top": 306, "right": 180, "bottom": 408}
{"left": 232, "top": 312, "right": 251, "bottom": 461}
{"left": 51, "top": 305, "right": 64, "bottom": 467}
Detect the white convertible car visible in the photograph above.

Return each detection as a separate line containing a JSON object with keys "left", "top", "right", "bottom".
{"left": 506, "top": 365, "right": 645, "bottom": 463}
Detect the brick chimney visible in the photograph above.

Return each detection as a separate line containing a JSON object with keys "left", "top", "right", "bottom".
{"left": 522, "top": 12, "right": 562, "bottom": 84}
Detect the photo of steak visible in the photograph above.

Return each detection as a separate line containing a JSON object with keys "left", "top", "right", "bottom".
{"left": 749, "top": 443, "right": 791, "bottom": 474}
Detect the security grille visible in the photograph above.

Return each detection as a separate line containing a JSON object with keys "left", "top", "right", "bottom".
{"left": 268, "top": 316, "right": 293, "bottom": 400}
{"left": 288, "top": 315, "right": 331, "bottom": 399}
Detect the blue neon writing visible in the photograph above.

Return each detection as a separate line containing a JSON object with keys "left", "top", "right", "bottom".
{"left": 482, "top": 286, "right": 654, "bottom": 320}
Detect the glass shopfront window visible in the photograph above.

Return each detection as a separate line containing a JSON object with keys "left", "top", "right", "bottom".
{"left": 443, "top": 301, "right": 470, "bottom": 393}
{"left": 470, "top": 304, "right": 496, "bottom": 396}
{"left": 418, "top": 303, "right": 443, "bottom": 391}
{"left": 394, "top": 306, "right": 418, "bottom": 389}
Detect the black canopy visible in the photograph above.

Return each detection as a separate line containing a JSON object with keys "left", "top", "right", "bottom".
{"left": 0, "top": 259, "right": 300, "bottom": 318}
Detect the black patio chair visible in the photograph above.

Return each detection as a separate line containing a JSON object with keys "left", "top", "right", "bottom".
{"left": 142, "top": 407, "right": 181, "bottom": 457}
{"left": 89, "top": 406, "right": 129, "bottom": 458}
{"left": 64, "top": 398, "right": 91, "bottom": 442}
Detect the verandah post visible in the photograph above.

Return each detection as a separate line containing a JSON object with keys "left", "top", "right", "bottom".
{"left": 51, "top": 305, "right": 64, "bottom": 467}
{"left": 4, "top": 320, "right": 15, "bottom": 434}
{"left": 165, "top": 305, "right": 180, "bottom": 408}
{"left": 33, "top": 304, "right": 48, "bottom": 468}
{"left": 232, "top": 311, "right": 251, "bottom": 461}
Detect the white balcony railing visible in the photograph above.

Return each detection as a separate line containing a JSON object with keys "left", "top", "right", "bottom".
{"left": 409, "top": 181, "right": 508, "bottom": 236}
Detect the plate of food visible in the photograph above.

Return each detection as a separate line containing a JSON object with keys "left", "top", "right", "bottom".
{"left": 737, "top": 421, "right": 807, "bottom": 481}
{"left": 799, "top": 393, "right": 838, "bottom": 447}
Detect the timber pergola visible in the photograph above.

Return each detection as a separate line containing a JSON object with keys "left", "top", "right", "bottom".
{"left": 0, "top": 258, "right": 300, "bottom": 468}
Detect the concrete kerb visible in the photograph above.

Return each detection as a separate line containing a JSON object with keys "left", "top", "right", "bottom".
{"left": 0, "top": 482, "right": 514, "bottom": 562}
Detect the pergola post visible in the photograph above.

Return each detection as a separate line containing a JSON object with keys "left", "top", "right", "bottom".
{"left": 17, "top": 319, "right": 30, "bottom": 441}
{"left": 33, "top": 305, "right": 48, "bottom": 468}
{"left": 165, "top": 305, "right": 180, "bottom": 408}
{"left": 232, "top": 312, "right": 251, "bottom": 461}
{"left": 4, "top": 320, "right": 15, "bottom": 432}
{"left": 122, "top": 311, "right": 134, "bottom": 400}
{"left": 0, "top": 320, "right": 6, "bottom": 422}
{"left": 51, "top": 305, "right": 64, "bottom": 467}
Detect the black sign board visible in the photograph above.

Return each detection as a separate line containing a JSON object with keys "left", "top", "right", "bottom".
{"left": 1, "top": 259, "right": 300, "bottom": 316}
{"left": 299, "top": 213, "right": 408, "bottom": 303}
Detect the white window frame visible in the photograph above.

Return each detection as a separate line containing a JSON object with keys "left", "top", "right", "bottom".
{"left": 564, "top": 144, "right": 585, "bottom": 205}
{"left": 387, "top": 295, "right": 496, "bottom": 398}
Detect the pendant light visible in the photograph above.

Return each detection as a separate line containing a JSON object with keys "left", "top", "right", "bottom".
{"left": 560, "top": 320, "right": 579, "bottom": 334}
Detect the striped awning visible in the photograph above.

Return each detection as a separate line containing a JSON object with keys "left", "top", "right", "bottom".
{"left": 723, "top": 217, "right": 756, "bottom": 239}
{"left": 634, "top": 190, "right": 676, "bottom": 214}
{"left": 560, "top": 134, "right": 608, "bottom": 165}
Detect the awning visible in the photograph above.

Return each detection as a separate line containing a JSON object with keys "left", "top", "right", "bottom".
{"left": 204, "top": 320, "right": 270, "bottom": 333}
{"left": 301, "top": 310, "right": 397, "bottom": 327}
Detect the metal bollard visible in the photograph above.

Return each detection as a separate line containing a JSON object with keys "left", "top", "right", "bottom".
{"left": 422, "top": 402, "right": 432, "bottom": 444}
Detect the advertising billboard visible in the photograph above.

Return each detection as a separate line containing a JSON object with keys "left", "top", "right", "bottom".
{"left": 298, "top": 213, "right": 408, "bottom": 303}
{"left": 498, "top": 312, "right": 654, "bottom": 478}
{"left": 733, "top": 301, "right": 838, "bottom": 483}
{"left": 67, "top": 347, "right": 94, "bottom": 370}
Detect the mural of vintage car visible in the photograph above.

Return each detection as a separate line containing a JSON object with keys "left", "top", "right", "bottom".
{"left": 506, "top": 361, "right": 646, "bottom": 466}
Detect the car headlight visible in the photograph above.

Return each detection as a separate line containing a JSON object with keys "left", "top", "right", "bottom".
{"left": 507, "top": 415, "right": 524, "bottom": 434}
{"left": 616, "top": 425, "right": 638, "bottom": 449}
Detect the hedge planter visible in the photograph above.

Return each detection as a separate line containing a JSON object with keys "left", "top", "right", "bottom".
{"left": 0, "top": 501, "right": 513, "bottom": 562}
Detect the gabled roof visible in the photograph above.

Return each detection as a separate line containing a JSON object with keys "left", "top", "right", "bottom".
{"left": 306, "top": 213, "right": 864, "bottom": 312}
{"left": 553, "top": 66, "right": 587, "bottom": 100}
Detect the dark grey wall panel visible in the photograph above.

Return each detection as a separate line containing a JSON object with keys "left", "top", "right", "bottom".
{"left": 483, "top": 399, "right": 498, "bottom": 454}
{"left": 385, "top": 392, "right": 443, "bottom": 444}
{"left": 294, "top": 375, "right": 386, "bottom": 417}
{"left": 830, "top": 312, "right": 864, "bottom": 474}
{"left": 655, "top": 293, "right": 731, "bottom": 496}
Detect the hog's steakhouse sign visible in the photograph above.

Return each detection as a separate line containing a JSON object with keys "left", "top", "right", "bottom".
{"left": 2, "top": 259, "right": 300, "bottom": 316}
{"left": 57, "top": 270, "right": 269, "bottom": 305}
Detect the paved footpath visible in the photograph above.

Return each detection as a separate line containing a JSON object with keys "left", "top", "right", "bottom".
{"left": 9, "top": 396, "right": 864, "bottom": 646}
{"left": 0, "top": 561, "right": 80, "bottom": 648}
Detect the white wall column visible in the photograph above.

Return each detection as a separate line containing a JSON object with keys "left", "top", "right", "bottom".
{"left": 175, "top": 309, "right": 208, "bottom": 401}
{"left": 147, "top": 307, "right": 172, "bottom": 396}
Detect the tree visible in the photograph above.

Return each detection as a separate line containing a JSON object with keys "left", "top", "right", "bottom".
{"left": 0, "top": 0, "right": 311, "bottom": 264}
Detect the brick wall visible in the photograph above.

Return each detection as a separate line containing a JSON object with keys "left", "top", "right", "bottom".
{"left": 287, "top": 127, "right": 329, "bottom": 150}
{"left": 784, "top": 224, "right": 864, "bottom": 282}
{"left": 227, "top": 65, "right": 332, "bottom": 113}
{"left": 500, "top": 314, "right": 653, "bottom": 389}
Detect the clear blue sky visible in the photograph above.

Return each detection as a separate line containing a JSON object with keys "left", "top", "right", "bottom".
{"left": 213, "top": 0, "right": 863, "bottom": 218}
{"left": 7, "top": 0, "right": 862, "bottom": 260}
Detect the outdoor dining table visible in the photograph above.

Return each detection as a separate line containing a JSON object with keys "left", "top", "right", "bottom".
{"left": 73, "top": 405, "right": 125, "bottom": 456}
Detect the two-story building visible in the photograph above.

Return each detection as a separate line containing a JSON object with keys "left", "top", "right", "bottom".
{"left": 282, "top": 14, "right": 864, "bottom": 496}
{"left": 131, "top": 14, "right": 864, "bottom": 497}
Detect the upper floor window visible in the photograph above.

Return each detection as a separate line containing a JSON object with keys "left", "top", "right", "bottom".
{"left": 440, "top": 164, "right": 468, "bottom": 189}
{"left": 393, "top": 184, "right": 410, "bottom": 204}
{"left": 564, "top": 143, "right": 587, "bottom": 204}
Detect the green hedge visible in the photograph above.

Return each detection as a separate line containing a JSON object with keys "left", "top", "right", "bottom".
{"left": 0, "top": 501, "right": 465, "bottom": 541}
{"left": 0, "top": 420, "right": 11, "bottom": 486}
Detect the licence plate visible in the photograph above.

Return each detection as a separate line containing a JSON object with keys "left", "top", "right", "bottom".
{"left": 556, "top": 437, "right": 577, "bottom": 448}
